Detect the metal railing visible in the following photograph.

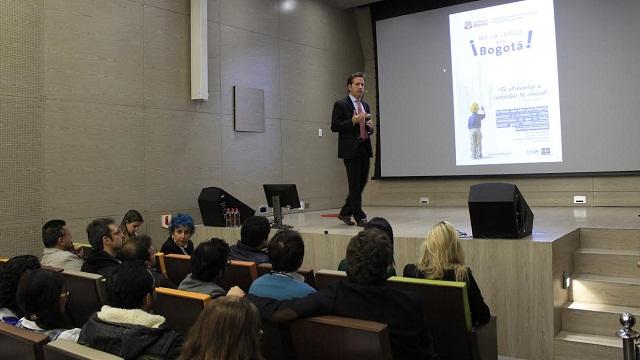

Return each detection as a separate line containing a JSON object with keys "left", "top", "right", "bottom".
{"left": 617, "top": 313, "right": 640, "bottom": 360}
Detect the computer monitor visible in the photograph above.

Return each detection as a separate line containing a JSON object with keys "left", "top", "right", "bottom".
{"left": 263, "top": 184, "right": 301, "bottom": 229}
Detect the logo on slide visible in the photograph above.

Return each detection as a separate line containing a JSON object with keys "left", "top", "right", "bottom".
{"left": 464, "top": 21, "right": 472, "bottom": 29}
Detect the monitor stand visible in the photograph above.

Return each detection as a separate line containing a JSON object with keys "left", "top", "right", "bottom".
{"left": 270, "top": 195, "right": 293, "bottom": 230}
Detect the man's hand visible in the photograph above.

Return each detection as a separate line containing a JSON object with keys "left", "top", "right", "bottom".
{"left": 352, "top": 111, "right": 366, "bottom": 125}
{"left": 365, "top": 119, "right": 374, "bottom": 129}
{"left": 227, "top": 286, "right": 246, "bottom": 298}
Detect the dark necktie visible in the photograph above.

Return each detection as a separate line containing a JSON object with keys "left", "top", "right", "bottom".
{"left": 356, "top": 99, "right": 368, "bottom": 140}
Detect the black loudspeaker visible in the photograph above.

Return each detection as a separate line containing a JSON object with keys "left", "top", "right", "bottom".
{"left": 468, "top": 183, "right": 534, "bottom": 239}
{"left": 198, "top": 187, "right": 256, "bottom": 227}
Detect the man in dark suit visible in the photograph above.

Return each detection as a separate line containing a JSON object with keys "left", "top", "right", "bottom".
{"left": 331, "top": 72, "right": 374, "bottom": 227}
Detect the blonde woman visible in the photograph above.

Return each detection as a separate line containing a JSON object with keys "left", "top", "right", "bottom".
{"left": 403, "top": 221, "right": 490, "bottom": 325}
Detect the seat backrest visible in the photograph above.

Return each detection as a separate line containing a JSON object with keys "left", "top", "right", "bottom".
{"left": 314, "top": 269, "right": 346, "bottom": 290}
{"left": 61, "top": 270, "right": 106, "bottom": 328}
{"left": 387, "top": 276, "right": 473, "bottom": 360}
{"left": 257, "top": 263, "right": 316, "bottom": 288}
{"left": 0, "top": 321, "right": 49, "bottom": 360}
{"left": 162, "top": 254, "right": 192, "bottom": 286}
{"left": 289, "top": 316, "right": 392, "bottom": 360}
{"left": 153, "top": 287, "right": 211, "bottom": 335}
{"left": 217, "top": 260, "right": 258, "bottom": 292}
{"left": 153, "top": 252, "right": 166, "bottom": 275}
{"left": 43, "top": 339, "right": 123, "bottom": 360}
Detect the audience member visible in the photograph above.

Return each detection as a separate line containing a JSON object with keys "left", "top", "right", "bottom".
{"left": 403, "top": 221, "right": 491, "bottom": 325}
{"left": 41, "top": 219, "right": 84, "bottom": 271}
{"left": 120, "top": 234, "right": 176, "bottom": 288}
{"left": 119, "top": 209, "right": 144, "bottom": 243}
{"left": 161, "top": 213, "right": 195, "bottom": 255}
{"left": 248, "top": 229, "right": 439, "bottom": 360}
{"left": 338, "top": 217, "right": 397, "bottom": 277}
{"left": 0, "top": 255, "right": 41, "bottom": 325}
{"left": 16, "top": 269, "right": 81, "bottom": 341}
{"left": 178, "top": 238, "right": 230, "bottom": 298}
{"left": 179, "top": 296, "right": 263, "bottom": 360}
{"left": 229, "top": 216, "right": 270, "bottom": 263}
{"left": 81, "top": 218, "right": 123, "bottom": 277}
{"left": 79, "top": 261, "right": 183, "bottom": 359}
{"left": 249, "top": 230, "right": 315, "bottom": 300}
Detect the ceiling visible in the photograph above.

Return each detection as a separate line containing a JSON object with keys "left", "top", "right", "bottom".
{"left": 325, "top": 0, "right": 382, "bottom": 9}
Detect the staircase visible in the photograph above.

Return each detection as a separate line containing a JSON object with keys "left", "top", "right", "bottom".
{"left": 554, "top": 228, "right": 640, "bottom": 360}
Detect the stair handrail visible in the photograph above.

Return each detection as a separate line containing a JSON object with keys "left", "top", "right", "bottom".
{"left": 617, "top": 313, "right": 639, "bottom": 360}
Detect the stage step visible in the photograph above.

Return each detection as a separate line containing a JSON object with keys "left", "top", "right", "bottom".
{"left": 562, "top": 302, "right": 640, "bottom": 337}
{"left": 574, "top": 248, "right": 640, "bottom": 278}
{"left": 554, "top": 331, "right": 621, "bottom": 360}
{"left": 572, "top": 274, "right": 640, "bottom": 308}
{"left": 579, "top": 228, "right": 640, "bottom": 251}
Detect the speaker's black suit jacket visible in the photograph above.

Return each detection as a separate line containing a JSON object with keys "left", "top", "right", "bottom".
{"left": 331, "top": 96, "right": 373, "bottom": 159}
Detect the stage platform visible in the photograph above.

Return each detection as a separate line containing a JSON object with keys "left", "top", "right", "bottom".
{"left": 195, "top": 206, "right": 640, "bottom": 359}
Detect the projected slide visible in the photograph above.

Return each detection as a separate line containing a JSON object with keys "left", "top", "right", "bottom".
{"left": 450, "top": 0, "right": 562, "bottom": 166}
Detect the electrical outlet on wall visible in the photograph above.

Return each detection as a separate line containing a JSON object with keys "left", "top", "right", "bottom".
{"left": 419, "top": 197, "right": 430, "bottom": 205}
{"left": 573, "top": 195, "right": 586, "bottom": 204}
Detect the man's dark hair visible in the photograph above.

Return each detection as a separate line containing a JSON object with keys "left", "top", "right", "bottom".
{"left": 268, "top": 230, "right": 305, "bottom": 273}
{"left": 0, "top": 255, "right": 41, "bottom": 317}
{"left": 346, "top": 228, "right": 392, "bottom": 285}
{"left": 42, "top": 219, "right": 66, "bottom": 248}
{"left": 120, "top": 234, "right": 153, "bottom": 262}
{"left": 364, "top": 217, "right": 394, "bottom": 245}
{"left": 240, "top": 216, "right": 271, "bottom": 248}
{"left": 86, "top": 218, "right": 115, "bottom": 251}
{"left": 191, "top": 238, "right": 230, "bottom": 282}
{"left": 106, "top": 261, "right": 154, "bottom": 309}
{"left": 347, "top": 72, "right": 366, "bottom": 86}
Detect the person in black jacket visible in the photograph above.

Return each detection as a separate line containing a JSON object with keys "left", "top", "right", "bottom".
{"left": 81, "top": 218, "right": 122, "bottom": 277}
{"left": 403, "top": 221, "right": 491, "bottom": 326}
{"left": 79, "top": 261, "right": 183, "bottom": 359}
{"left": 248, "top": 229, "right": 439, "bottom": 360}
{"left": 160, "top": 213, "right": 195, "bottom": 255}
{"left": 331, "top": 72, "right": 374, "bottom": 227}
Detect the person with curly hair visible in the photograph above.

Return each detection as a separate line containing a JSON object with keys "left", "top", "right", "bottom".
{"left": 161, "top": 213, "right": 195, "bottom": 255}
{"left": 247, "top": 229, "right": 439, "bottom": 360}
{"left": 0, "top": 255, "right": 41, "bottom": 325}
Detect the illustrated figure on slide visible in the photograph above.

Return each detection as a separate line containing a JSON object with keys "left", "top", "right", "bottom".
{"left": 468, "top": 102, "right": 486, "bottom": 159}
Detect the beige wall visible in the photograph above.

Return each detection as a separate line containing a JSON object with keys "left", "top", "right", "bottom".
{"left": 0, "top": 0, "right": 364, "bottom": 257}
{"left": 353, "top": 7, "right": 640, "bottom": 209}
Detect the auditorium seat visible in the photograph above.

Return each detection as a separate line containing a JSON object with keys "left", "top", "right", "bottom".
{"left": 61, "top": 270, "right": 106, "bottom": 328}
{"left": 314, "top": 269, "right": 346, "bottom": 289}
{"left": 153, "top": 287, "right": 211, "bottom": 335}
{"left": 43, "top": 339, "right": 122, "bottom": 360}
{"left": 387, "top": 276, "right": 498, "bottom": 360}
{"left": 257, "top": 263, "right": 316, "bottom": 288}
{"left": 162, "top": 254, "right": 192, "bottom": 286}
{"left": 217, "top": 260, "right": 258, "bottom": 292}
{"left": 289, "top": 316, "right": 392, "bottom": 360}
{"left": 0, "top": 321, "right": 49, "bottom": 360}
{"left": 153, "top": 252, "right": 166, "bottom": 275}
